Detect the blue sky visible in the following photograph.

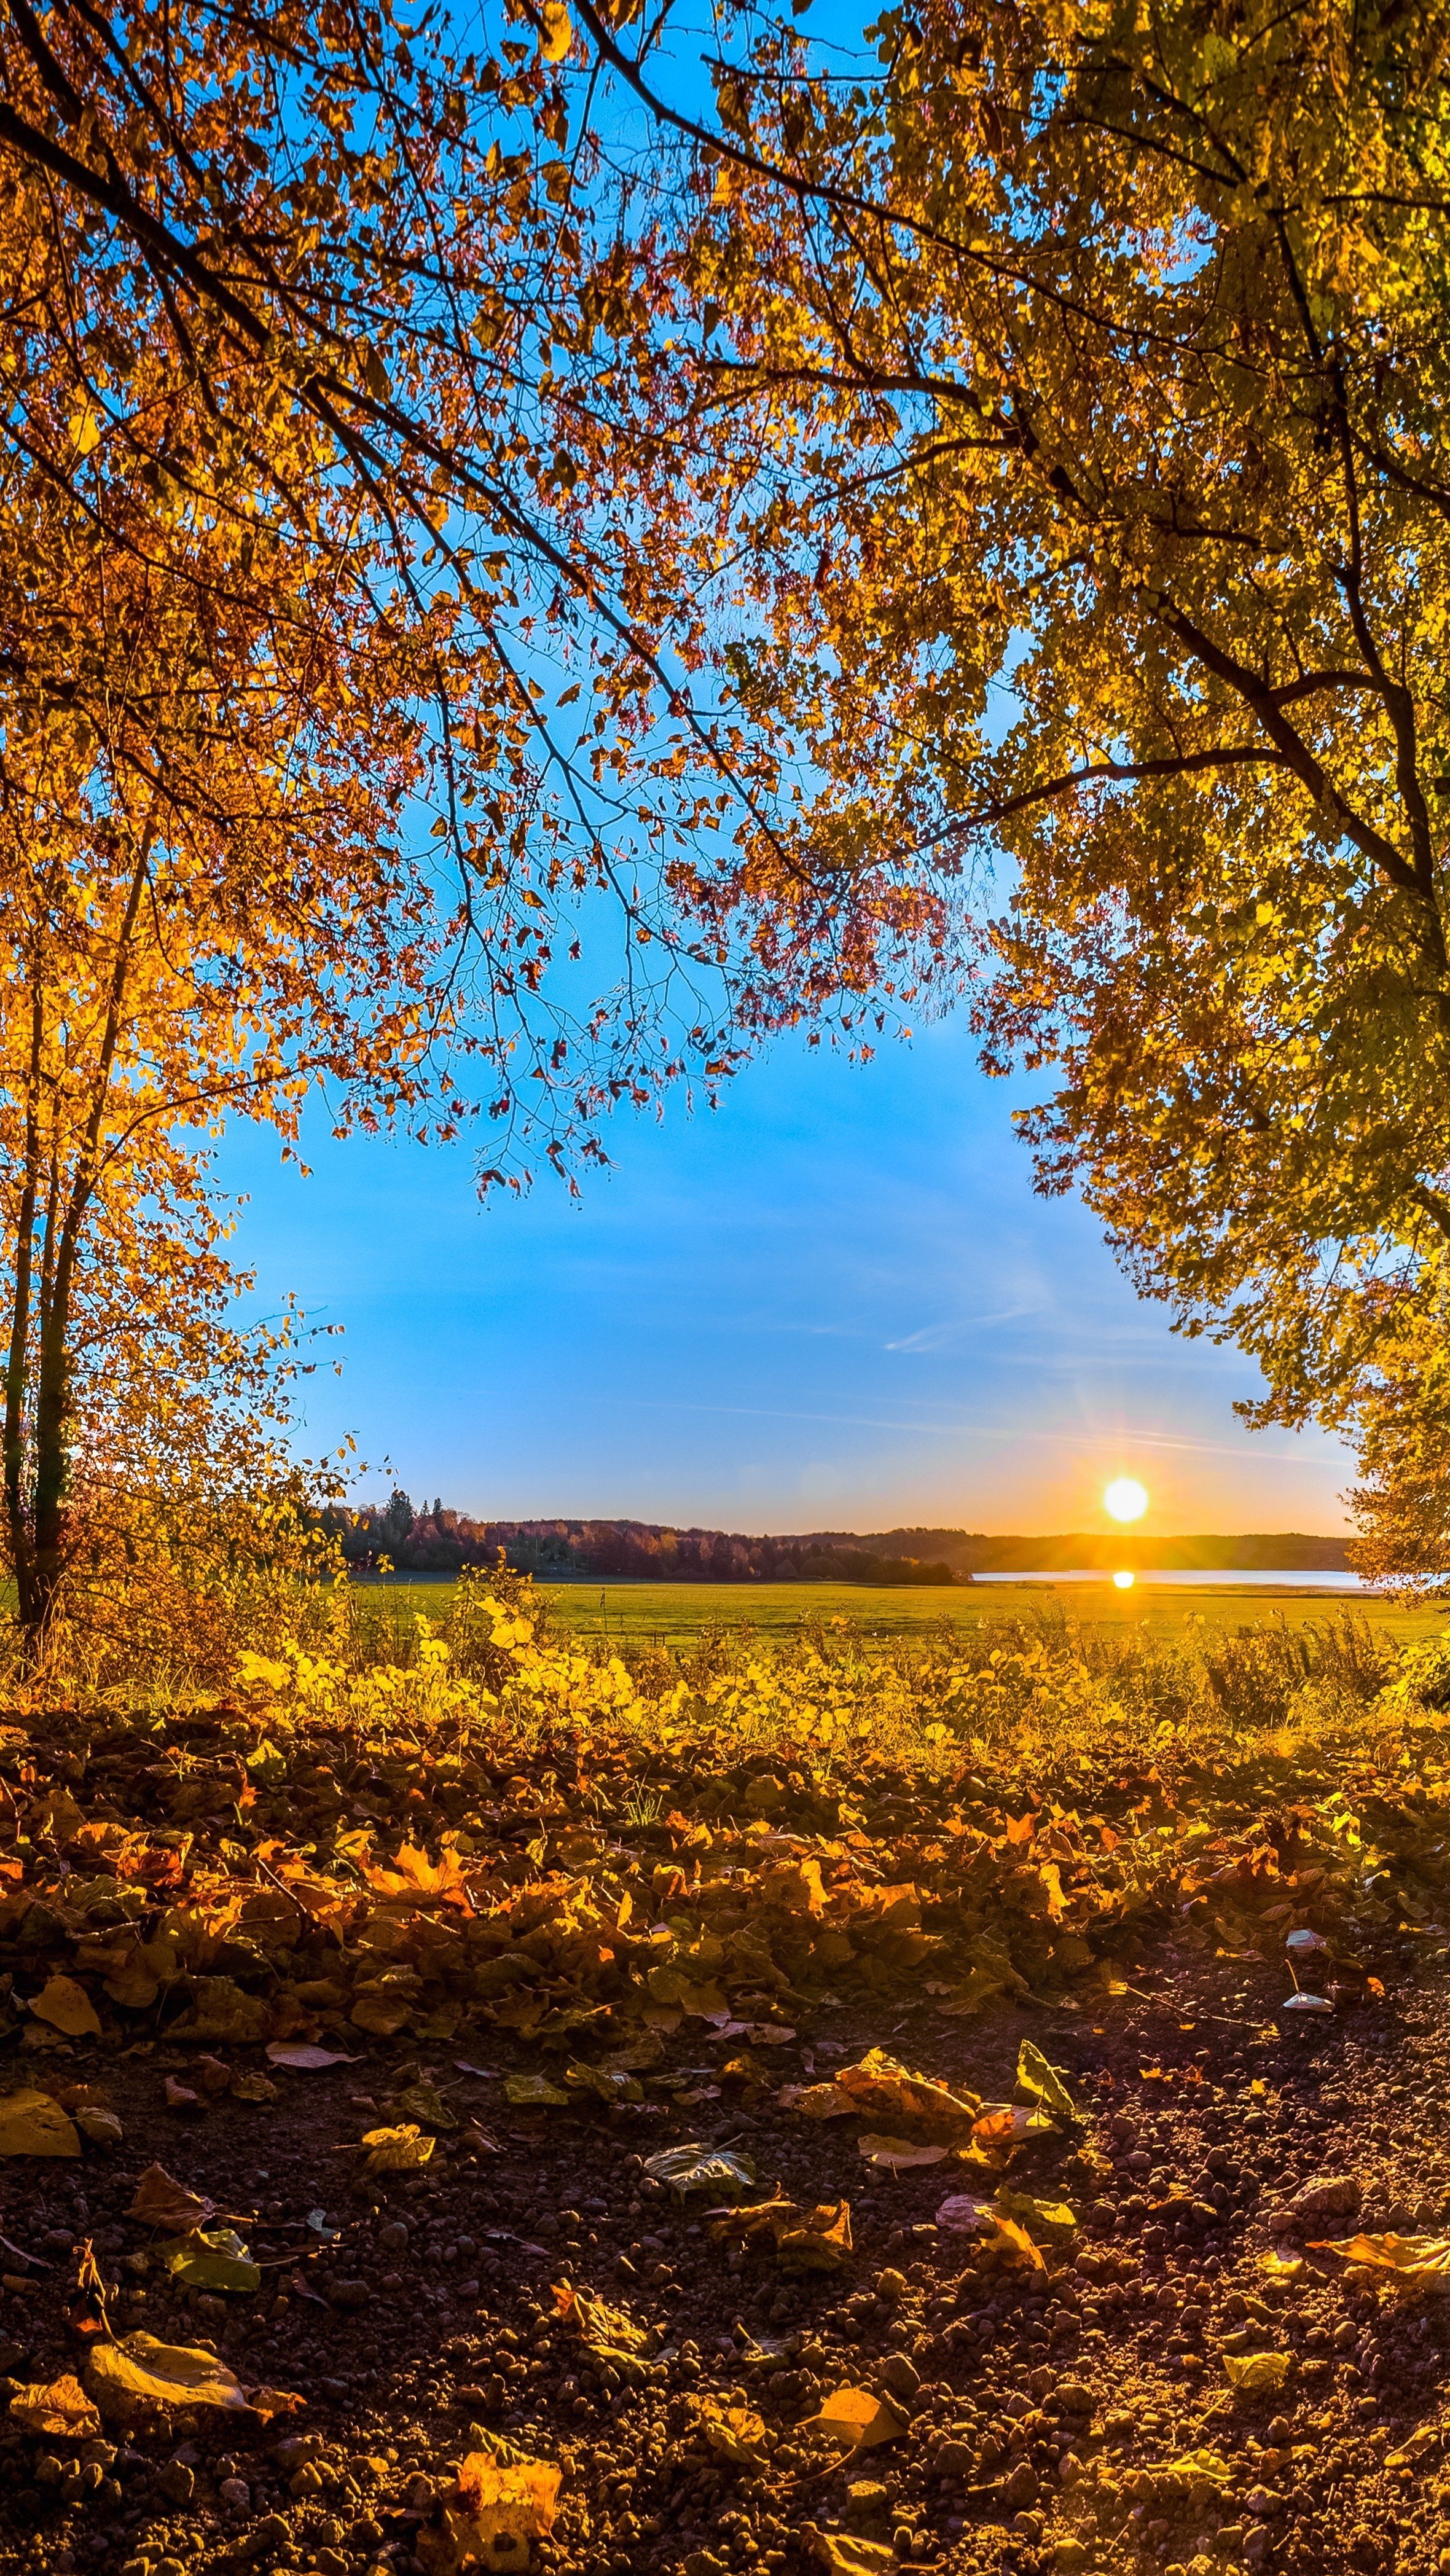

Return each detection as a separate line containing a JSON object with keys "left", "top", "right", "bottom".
{"left": 219, "top": 1009, "right": 1352, "bottom": 1535}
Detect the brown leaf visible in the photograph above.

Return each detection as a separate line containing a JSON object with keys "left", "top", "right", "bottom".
{"left": 126, "top": 2164, "right": 214, "bottom": 2236}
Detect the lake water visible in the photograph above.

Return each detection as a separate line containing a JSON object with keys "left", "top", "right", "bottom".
{"left": 974, "top": 1567, "right": 1361, "bottom": 1588}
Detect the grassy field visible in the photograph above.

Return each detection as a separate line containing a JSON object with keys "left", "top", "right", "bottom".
{"left": 358, "top": 1570, "right": 1449, "bottom": 1649}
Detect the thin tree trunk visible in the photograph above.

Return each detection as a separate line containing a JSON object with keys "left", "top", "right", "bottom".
{"left": 22, "top": 835, "right": 151, "bottom": 1654}
{"left": 3, "top": 983, "right": 43, "bottom": 1632}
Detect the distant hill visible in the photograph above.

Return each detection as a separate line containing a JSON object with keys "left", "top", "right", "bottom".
{"left": 328, "top": 1499, "right": 1349, "bottom": 1583}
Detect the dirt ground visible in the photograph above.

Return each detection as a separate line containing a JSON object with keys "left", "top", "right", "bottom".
{"left": 3, "top": 1901, "right": 1449, "bottom": 2576}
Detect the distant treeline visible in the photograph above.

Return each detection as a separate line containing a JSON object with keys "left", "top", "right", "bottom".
{"left": 326, "top": 1499, "right": 1349, "bottom": 1583}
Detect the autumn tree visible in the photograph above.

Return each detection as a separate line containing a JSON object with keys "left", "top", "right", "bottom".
{"left": 0, "top": 407, "right": 450, "bottom": 1651}
{"left": 0, "top": 0, "right": 958, "bottom": 1171}
{"left": 560, "top": 0, "right": 1450, "bottom": 1466}
{"left": 0, "top": 0, "right": 971, "bottom": 1656}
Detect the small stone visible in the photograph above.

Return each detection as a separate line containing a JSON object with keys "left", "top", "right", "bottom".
{"left": 1052, "top": 2380, "right": 1095, "bottom": 2416}
{"left": 156, "top": 2461, "right": 194, "bottom": 2507}
{"left": 933, "top": 2440, "right": 975, "bottom": 2481}
{"left": 998, "top": 2462, "right": 1040, "bottom": 2510}
{"left": 378, "top": 2220, "right": 409, "bottom": 2252}
{"left": 218, "top": 2477, "right": 249, "bottom": 2508}
{"left": 880, "top": 2352, "right": 919, "bottom": 2399}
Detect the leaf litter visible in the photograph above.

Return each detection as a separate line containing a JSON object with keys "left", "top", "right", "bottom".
{"left": 0, "top": 1587, "right": 1448, "bottom": 2571}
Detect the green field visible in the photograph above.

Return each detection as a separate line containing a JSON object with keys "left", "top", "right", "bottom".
{"left": 361, "top": 1572, "right": 1448, "bottom": 1650}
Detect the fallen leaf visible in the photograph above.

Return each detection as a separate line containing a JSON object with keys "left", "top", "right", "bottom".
{"left": 991, "top": 2214, "right": 1046, "bottom": 2271}
{"left": 73, "top": 2107, "right": 123, "bottom": 2148}
{"left": 9, "top": 2374, "right": 101, "bottom": 2439}
{"left": 935, "top": 2194, "right": 998, "bottom": 2235}
{"left": 29, "top": 1975, "right": 102, "bottom": 2038}
{"left": 830, "top": 2047, "right": 980, "bottom": 2136}
{"left": 229, "top": 2072, "right": 280, "bottom": 2105}
{"left": 856, "top": 2133, "right": 949, "bottom": 2172}
{"left": 163, "top": 2078, "right": 202, "bottom": 2115}
{"left": 161, "top": 2229, "right": 261, "bottom": 2293}
{"left": 361, "top": 2123, "right": 435, "bottom": 2174}
{"left": 786, "top": 2082, "right": 858, "bottom": 2120}
{"left": 388, "top": 2082, "right": 458, "bottom": 2132}
{"left": 0, "top": 2088, "right": 80, "bottom": 2158}
{"left": 798, "top": 2385, "right": 907, "bottom": 2457}
{"left": 1223, "top": 2351, "right": 1292, "bottom": 2392}
{"left": 775, "top": 2201, "right": 853, "bottom": 2274}
{"left": 711, "top": 2192, "right": 853, "bottom": 2272}
{"left": 995, "top": 2188, "right": 1077, "bottom": 2240}
{"left": 551, "top": 2279, "right": 649, "bottom": 2360}
{"left": 503, "top": 2075, "right": 570, "bottom": 2110}
{"left": 418, "top": 2438, "right": 561, "bottom": 2573}
{"left": 1309, "top": 2233, "right": 1450, "bottom": 2282}
{"left": 86, "top": 2331, "right": 250, "bottom": 2423}
{"left": 265, "top": 2042, "right": 360, "bottom": 2070}
{"left": 971, "top": 2102, "right": 1057, "bottom": 2148}
{"left": 126, "top": 2165, "right": 213, "bottom": 2235}
{"left": 1015, "top": 2038, "right": 1080, "bottom": 2122}
{"left": 695, "top": 2397, "right": 769, "bottom": 2462}
{"left": 643, "top": 2142, "right": 756, "bottom": 2197}
{"left": 805, "top": 2531, "right": 897, "bottom": 2575}
{"left": 351, "top": 1991, "right": 412, "bottom": 2037}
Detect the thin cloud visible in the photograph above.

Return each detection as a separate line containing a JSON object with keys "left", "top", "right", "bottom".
{"left": 886, "top": 1302, "right": 1044, "bottom": 1352}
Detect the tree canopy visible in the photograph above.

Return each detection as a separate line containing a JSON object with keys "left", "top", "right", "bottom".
{"left": 572, "top": 0, "right": 1450, "bottom": 1455}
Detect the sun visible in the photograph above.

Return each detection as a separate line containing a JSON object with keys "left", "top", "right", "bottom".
{"left": 1104, "top": 1476, "right": 1148, "bottom": 1524}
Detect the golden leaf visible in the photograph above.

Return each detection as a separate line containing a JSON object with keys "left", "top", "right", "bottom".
{"left": 9, "top": 2374, "right": 101, "bottom": 2439}
{"left": 538, "top": 2, "right": 573, "bottom": 63}
{"left": 856, "top": 2132, "right": 949, "bottom": 2171}
{"left": 798, "top": 2385, "right": 907, "bottom": 2456}
{"left": 0, "top": 2088, "right": 80, "bottom": 2158}
{"left": 29, "top": 1975, "right": 102, "bottom": 2038}
{"left": 361, "top": 2122, "right": 434, "bottom": 2173}
{"left": 86, "top": 2332, "right": 249, "bottom": 2422}
{"left": 1310, "top": 2232, "right": 1450, "bottom": 2281}
{"left": 1223, "top": 2351, "right": 1291, "bottom": 2392}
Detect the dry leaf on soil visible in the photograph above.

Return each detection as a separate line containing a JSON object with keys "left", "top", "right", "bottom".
{"left": 265, "top": 2042, "right": 359, "bottom": 2070}
{"left": 0, "top": 2089, "right": 80, "bottom": 2157}
{"left": 829, "top": 2047, "right": 980, "bottom": 2135}
{"left": 1223, "top": 2351, "right": 1291, "bottom": 2392}
{"left": 695, "top": 2397, "right": 769, "bottom": 2462}
{"left": 798, "top": 2386, "right": 907, "bottom": 2457}
{"left": 126, "top": 2165, "right": 213, "bottom": 2234}
{"left": 417, "top": 2440, "right": 561, "bottom": 2574}
{"left": 551, "top": 2280, "right": 649, "bottom": 2360}
{"left": 856, "top": 2134, "right": 949, "bottom": 2172}
{"left": 1016, "top": 2037, "right": 1080, "bottom": 2122}
{"left": 1309, "top": 2233, "right": 1450, "bottom": 2282}
{"left": 503, "top": 2074, "right": 570, "bottom": 2110}
{"left": 643, "top": 2142, "right": 756, "bottom": 2196}
{"left": 361, "top": 2123, "right": 434, "bottom": 2174}
{"left": 711, "top": 2194, "right": 853, "bottom": 2273}
{"left": 935, "top": 2194, "right": 999, "bottom": 2236}
{"left": 804, "top": 2532, "right": 897, "bottom": 2575}
{"left": 86, "top": 2332, "right": 250, "bottom": 2422}
{"left": 74, "top": 2105, "right": 123, "bottom": 2148}
{"left": 161, "top": 2229, "right": 261, "bottom": 2293}
{"left": 29, "top": 1975, "right": 102, "bottom": 2038}
{"left": 9, "top": 2374, "right": 101, "bottom": 2438}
